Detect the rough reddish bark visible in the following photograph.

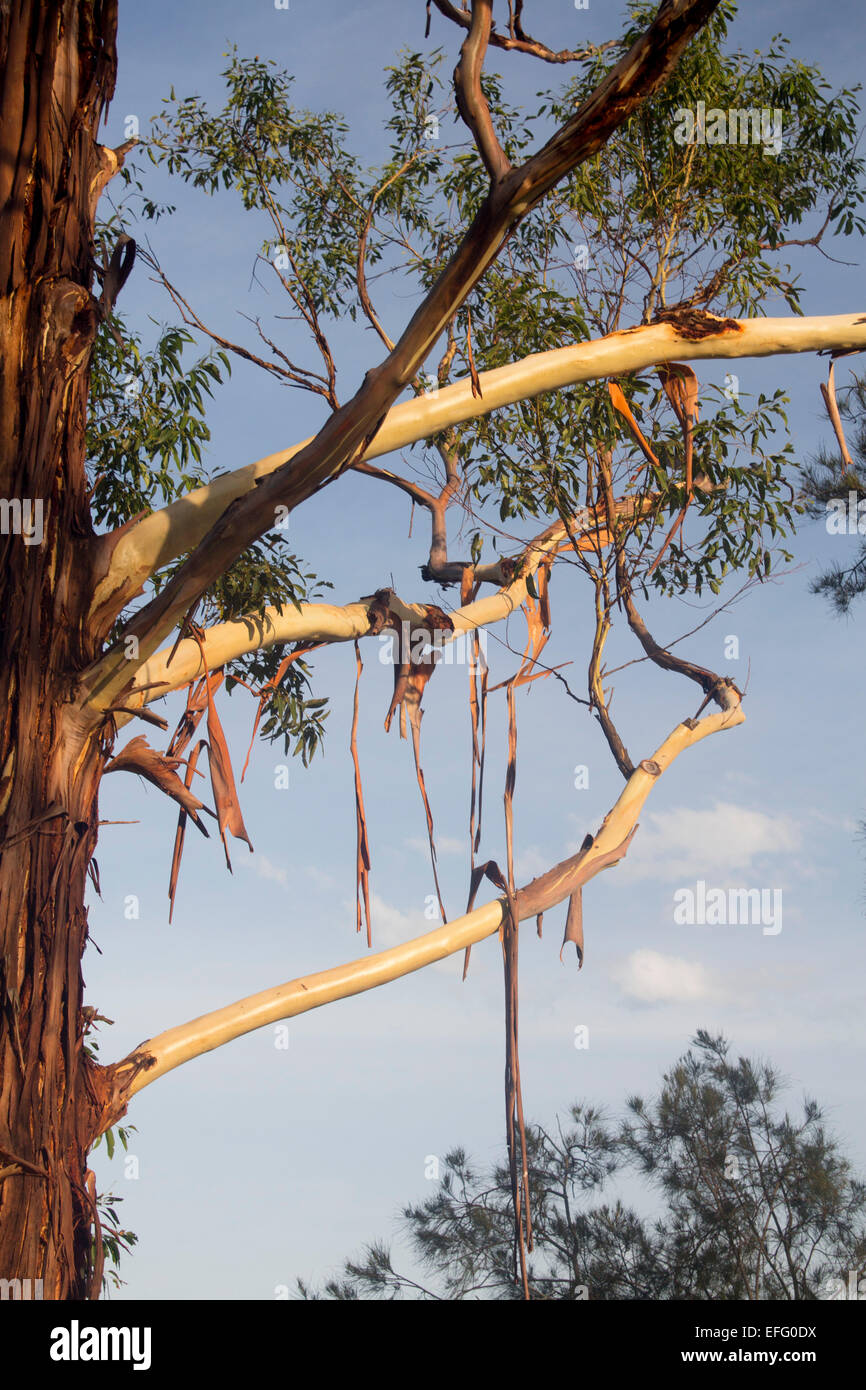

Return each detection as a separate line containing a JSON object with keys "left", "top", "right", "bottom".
{"left": 0, "top": 0, "right": 119, "bottom": 1300}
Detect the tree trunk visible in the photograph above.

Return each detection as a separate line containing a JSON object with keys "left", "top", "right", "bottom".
{"left": 0, "top": 0, "right": 118, "bottom": 1299}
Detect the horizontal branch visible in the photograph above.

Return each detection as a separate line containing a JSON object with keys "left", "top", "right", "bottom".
{"left": 107, "top": 494, "right": 653, "bottom": 720}
{"left": 89, "top": 311, "right": 866, "bottom": 631}
{"left": 103, "top": 681, "right": 743, "bottom": 1116}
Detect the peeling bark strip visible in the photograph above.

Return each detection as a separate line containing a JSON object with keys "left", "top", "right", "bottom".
{"left": 202, "top": 678, "right": 254, "bottom": 871}
{"left": 502, "top": 678, "right": 531, "bottom": 1297}
{"left": 649, "top": 306, "right": 743, "bottom": 339}
{"left": 0, "top": 0, "right": 126, "bottom": 1299}
{"left": 463, "top": 623, "right": 488, "bottom": 979}
{"left": 350, "top": 643, "right": 372, "bottom": 947}
{"left": 556, "top": 830, "right": 638, "bottom": 965}
{"left": 104, "top": 736, "right": 213, "bottom": 832}
{"left": 168, "top": 740, "right": 208, "bottom": 923}
{"left": 820, "top": 358, "right": 855, "bottom": 471}
{"left": 608, "top": 380, "right": 661, "bottom": 469}
{"left": 380, "top": 600, "right": 452, "bottom": 924}
{"left": 562, "top": 891, "right": 584, "bottom": 968}
{"left": 483, "top": 589, "right": 559, "bottom": 1289}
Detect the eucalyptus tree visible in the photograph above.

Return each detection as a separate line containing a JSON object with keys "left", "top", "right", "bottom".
{"left": 0, "top": 0, "right": 864, "bottom": 1299}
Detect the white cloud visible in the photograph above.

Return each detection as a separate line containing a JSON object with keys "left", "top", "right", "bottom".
{"left": 367, "top": 893, "right": 430, "bottom": 946}
{"left": 613, "top": 801, "right": 803, "bottom": 883}
{"left": 610, "top": 949, "right": 716, "bottom": 1005}
{"left": 305, "top": 864, "right": 334, "bottom": 889}
{"left": 237, "top": 852, "right": 288, "bottom": 889}
{"left": 515, "top": 845, "right": 551, "bottom": 880}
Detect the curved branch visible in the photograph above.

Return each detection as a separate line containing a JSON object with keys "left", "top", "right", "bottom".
{"left": 354, "top": 435, "right": 464, "bottom": 583}
{"left": 453, "top": 1, "right": 511, "bottom": 183}
{"left": 350, "top": 460, "right": 437, "bottom": 509}
{"left": 102, "top": 681, "right": 743, "bottom": 1120}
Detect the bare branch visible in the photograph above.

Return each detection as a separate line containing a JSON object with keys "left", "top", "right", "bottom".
{"left": 102, "top": 679, "right": 743, "bottom": 1118}
{"left": 430, "top": 0, "right": 622, "bottom": 66}
{"left": 453, "top": 1, "right": 511, "bottom": 183}
{"left": 602, "top": 448, "right": 738, "bottom": 701}
{"left": 350, "top": 460, "right": 438, "bottom": 510}
{"left": 353, "top": 158, "right": 426, "bottom": 353}
{"left": 144, "top": 251, "right": 336, "bottom": 400}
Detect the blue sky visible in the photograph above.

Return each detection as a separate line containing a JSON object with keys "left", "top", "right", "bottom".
{"left": 86, "top": 0, "right": 866, "bottom": 1298}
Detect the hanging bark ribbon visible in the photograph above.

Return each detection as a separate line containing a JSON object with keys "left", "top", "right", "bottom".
{"left": 648, "top": 362, "right": 700, "bottom": 577}
{"left": 350, "top": 641, "right": 372, "bottom": 946}
{"left": 463, "top": 564, "right": 488, "bottom": 980}
{"left": 384, "top": 607, "right": 453, "bottom": 925}
{"left": 192, "top": 632, "right": 253, "bottom": 871}
{"left": 820, "top": 358, "right": 855, "bottom": 472}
